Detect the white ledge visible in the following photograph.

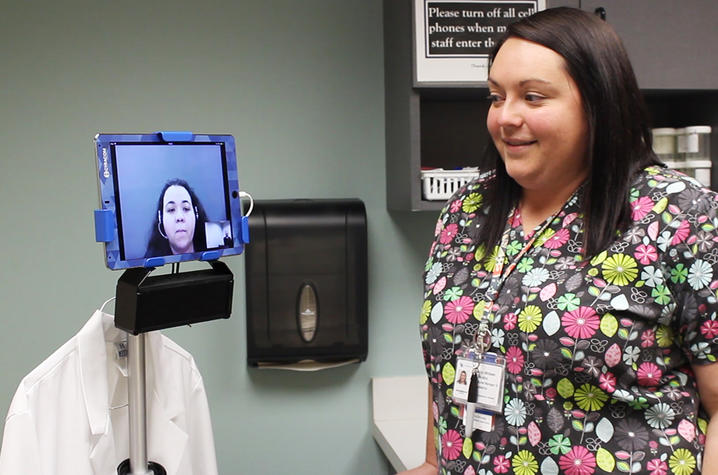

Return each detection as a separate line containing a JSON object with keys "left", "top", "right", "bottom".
{"left": 371, "top": 375, "right": 428, "bottom": 472}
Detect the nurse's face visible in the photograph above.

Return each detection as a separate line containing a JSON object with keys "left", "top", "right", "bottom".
{"left": 162, "top": 185, "right": 196, "bottom": 254}
{"left": 487, "top": 38, "right": 589, "bottom": 195}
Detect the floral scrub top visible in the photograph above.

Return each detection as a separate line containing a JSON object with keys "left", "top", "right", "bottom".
{"left": 420, "top": 166, "right": 718, "bottom": 475}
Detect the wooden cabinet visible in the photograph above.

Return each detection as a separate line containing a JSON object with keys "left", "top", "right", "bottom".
{"left": 384, "top": 0, "right": 718, "bottom": 211}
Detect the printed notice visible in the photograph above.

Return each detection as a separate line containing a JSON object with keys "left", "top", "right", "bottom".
{"left": 414, "top": 0, "right": 544, "bottom": 85}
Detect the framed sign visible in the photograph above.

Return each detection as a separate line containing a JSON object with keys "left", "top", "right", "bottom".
{"left": 413, "top": 0, "right": 545, "bottom": 86}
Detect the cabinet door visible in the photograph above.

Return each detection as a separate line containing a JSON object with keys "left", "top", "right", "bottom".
{"left": 581, "top": 0, "right": 717, "bottom": 90}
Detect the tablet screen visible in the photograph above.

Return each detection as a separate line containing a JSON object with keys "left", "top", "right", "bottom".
{"left": 95, "top": 133, "right": 244, "bottom": 269}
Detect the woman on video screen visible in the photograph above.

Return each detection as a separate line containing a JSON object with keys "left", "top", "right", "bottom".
{"left": 145, "top": 178, "right": 209, "bottom": 257}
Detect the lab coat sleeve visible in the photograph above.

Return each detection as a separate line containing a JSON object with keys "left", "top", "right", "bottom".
{"left": 0, "top": 408, "right": 43, "bottom": 475}
{"left": 189, "top": 376, "right": 219, "bottom": 475}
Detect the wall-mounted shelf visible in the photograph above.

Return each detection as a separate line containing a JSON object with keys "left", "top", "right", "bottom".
{"left": 384, "top": 0, "right": 718, "bottom": 211}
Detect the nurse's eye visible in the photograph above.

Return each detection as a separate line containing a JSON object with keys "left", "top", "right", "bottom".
{"left": 525, "top": 93, "right": 545, "bottom": 103}
{"left": 486, "top": 93, "right": 504, "bottom": 104}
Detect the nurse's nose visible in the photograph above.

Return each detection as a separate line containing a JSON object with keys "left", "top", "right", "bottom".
{"left": 496, "top": 99, "right": 523, "bottom": 128}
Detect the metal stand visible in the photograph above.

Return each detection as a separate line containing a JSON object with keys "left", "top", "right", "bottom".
{"left": 115, "top": 262, "right": 234, "bottom": 475}
{"left": 128, "top": 334, "right": 149, "bottom": 474}
{"left": 117, "top": 334, "right": 166, "bottom": 475}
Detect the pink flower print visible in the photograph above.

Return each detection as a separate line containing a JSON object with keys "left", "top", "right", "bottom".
{"left": 433, "top": 276, "right": 447, "bottom": 295}
{"left": 561, "top": 307, "right": 600, "bottom": 339}
{"left": 509, "top": 208, "right": 522, "bottom": 228}
{"left": 671, "top": 220, "right": 690, "bottom": 245}
{"left": 440, "top": 223, "right": 459, "bottom": 244}
{"left": 558, "top": 445, "right": 596, "bottom": 475}
{"left": 434, "top": 219, "right": 443, "bottom": 237}
{"left": 444, "top": 296, "right": 474, "bottom": 324}
{"left": 543, "top": 228, "right": 570, "bottom": 249}
{"left": 450, "top": 199, "right": 462, "bottom": 213}
{"left": 493, "top": 455, "right": 510, "bottom": 473}
{"left": 505, "top": 346, "right": 525, "bottom": 374}
{"left": 637, "top": 362, "right": 662, "bottom": 386}
{"left": 701, "top": 320, "right": 718, "bottom": 339}
{"left": 598, "top": 372, "right": 616, "bottom": 392}
{"left": 634, "top": 244, "right": 658, "bottom": 265}
{"left": 630, "top": 196, "right": 654, "bottom": 221}
{"left": 563, "top": 212, "right": 578, "bottom": 227}
{"left": 503, "top": 312, "right": 517, "bottom": 330}
{"left": 641, "top": 329, "right": 656, "bottom": 348}
{"left": 647, "top": 458, "right": 668, "bottom": 475}
{"left": 441, "top": 429, "right": 463, "bottom": 460}
{"left": 463, "top": 466, "right": 476, "bottom": 475}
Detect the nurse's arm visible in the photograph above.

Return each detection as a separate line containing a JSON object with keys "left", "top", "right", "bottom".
{"left": 693, "top": 362, "right": 718, "bottom": 474}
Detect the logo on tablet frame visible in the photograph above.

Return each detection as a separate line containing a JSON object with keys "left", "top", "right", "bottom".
{"left": 102, "top": 148, "right": 110, "bottom": 178}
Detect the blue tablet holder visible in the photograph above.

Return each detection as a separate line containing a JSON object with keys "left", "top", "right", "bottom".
{"left": 93, "top": 131, "right": 249, "bottom": 269}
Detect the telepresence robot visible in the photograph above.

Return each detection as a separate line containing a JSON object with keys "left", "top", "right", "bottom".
{"left": 93, "top": 131, "right": 251, "bottom": 474}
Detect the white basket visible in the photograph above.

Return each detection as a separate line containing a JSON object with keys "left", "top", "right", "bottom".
{"left": 421, "top": 168, "right": 480, "bottom": 200}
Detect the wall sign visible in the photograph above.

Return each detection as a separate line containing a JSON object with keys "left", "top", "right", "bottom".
{"left": 413, "top": 0, "right": 545, "bottom": 86}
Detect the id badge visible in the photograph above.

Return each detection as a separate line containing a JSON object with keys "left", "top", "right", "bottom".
{"left": 453, "top": 356, "right": 479, "bottom": 404}
{"left": 463, "top": 403, "right": 495, "bottom": 434}
{"left": 468, "top": 352, "right": 506, "bottom": 414}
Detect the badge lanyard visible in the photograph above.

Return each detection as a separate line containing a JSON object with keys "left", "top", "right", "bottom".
{"left": 454, "top": 205, "right": 566, "bottom": 433}
{"left": 473, "top": 206, "right": 560, "bottom": 352}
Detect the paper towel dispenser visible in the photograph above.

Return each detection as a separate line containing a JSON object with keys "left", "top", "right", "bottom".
{"left": 245, "top": 199, "right": 368, "bottom": 366}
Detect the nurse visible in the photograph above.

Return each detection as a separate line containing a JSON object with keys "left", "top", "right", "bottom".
{"left": 405, "top": 7, "right": 718, "bottom": 475}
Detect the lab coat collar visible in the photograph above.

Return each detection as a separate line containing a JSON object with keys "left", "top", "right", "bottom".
{"left": 77, "top": 310, "right": 116, "bottom": 437}
{"left": 78, "top": 310, "right": 188, "bottom": 474}
{"left": 78, "top": 310, "right": 119, "bottom": 473}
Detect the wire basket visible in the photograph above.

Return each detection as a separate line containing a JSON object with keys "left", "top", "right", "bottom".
{"left": 421, "top": 168, "right": 479, "bottom": 201}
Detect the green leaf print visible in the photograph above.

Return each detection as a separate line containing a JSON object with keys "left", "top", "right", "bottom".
{"left": 442, "top": 362, "right": 456, "bottom": 385}
{"left": 596, "top": 448, "right": 616, "bottom": 472}
{"left": 462, "top": 437, "right": 473, "bottom": 459}
{"left": 590, "top": 250, "right": 608, "bottom": 266}
{"left": 600, "top": 313, "right": 618, "bottom": 337}
{"left": 652, "top": 196, "right": 668, "bottom": 213}
{"left": 557, "top": 378, "right": 575, "bottom": 398}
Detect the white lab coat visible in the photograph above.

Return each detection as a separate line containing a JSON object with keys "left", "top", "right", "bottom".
{"left": 0, "top": 310, "right": 219, "bottom": 475}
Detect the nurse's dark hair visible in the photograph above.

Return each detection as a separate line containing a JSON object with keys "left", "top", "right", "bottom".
{"left": 479, "top": 7, "right": 658, "bottom": 257}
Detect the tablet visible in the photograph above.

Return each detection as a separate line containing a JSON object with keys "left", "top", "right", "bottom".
{"left": 94, "top": 132, "right": 246, "bottom": 270}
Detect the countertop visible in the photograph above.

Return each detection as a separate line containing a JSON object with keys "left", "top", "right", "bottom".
{"left": 371, "top": 375, "right": 428, "bottom": 472}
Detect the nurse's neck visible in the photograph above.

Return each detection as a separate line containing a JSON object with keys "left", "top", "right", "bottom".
{"left": 519, "top": 178, "right": 584, "bottom": 232}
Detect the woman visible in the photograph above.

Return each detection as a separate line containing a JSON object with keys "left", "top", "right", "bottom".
{"left": 406, "top": 7, "right": 718, "bottom": 475}
{"left": 145, "top": 178, "right": 209, "bottom": 257}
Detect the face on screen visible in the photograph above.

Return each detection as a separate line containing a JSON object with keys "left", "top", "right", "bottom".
{"left": 162, "top": 185, "right": 197, "bottom": 254}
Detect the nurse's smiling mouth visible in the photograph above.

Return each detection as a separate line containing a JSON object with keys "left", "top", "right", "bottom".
{"left": 502, "top": 137, "right": 538, "bottom": 153}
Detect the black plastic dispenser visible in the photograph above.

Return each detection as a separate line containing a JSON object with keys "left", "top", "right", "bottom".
{"left": 245, "top": 199, "right": 368, "bottom": 366}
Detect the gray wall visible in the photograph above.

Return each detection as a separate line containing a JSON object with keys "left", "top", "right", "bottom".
{"left": 0, "top": 1, "right": 436, "bottom": 473}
